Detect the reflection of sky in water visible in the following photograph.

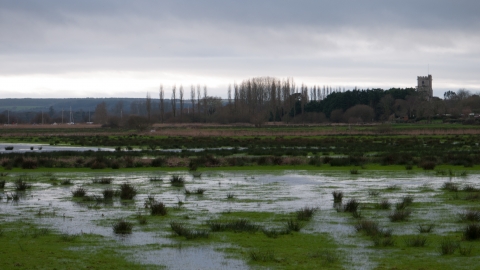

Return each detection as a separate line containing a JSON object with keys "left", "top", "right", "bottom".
{"left": 0, "top": 170, "right": 478, "bottom": 269}
{"left": 0, "top": 143, "right": 113, "bottom": 153}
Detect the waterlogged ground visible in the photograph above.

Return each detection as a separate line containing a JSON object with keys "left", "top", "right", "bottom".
{"left": 1, "top": 169, "right": 480, "bottom": 269}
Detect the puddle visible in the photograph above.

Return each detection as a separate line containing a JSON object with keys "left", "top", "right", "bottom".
{"left": 0, "top": 143, "right": 114, "bottom": 153}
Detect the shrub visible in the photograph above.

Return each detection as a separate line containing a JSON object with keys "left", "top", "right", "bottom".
{"left": 113, "top": 220, "right": 133, "bottom": 234}
{"left": 119, "top": 183, "right": 137, "bottom": 200}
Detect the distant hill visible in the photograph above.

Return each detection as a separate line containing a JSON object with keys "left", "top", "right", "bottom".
{"left": 0, "top": 98, "right": 147, "bottom": 113}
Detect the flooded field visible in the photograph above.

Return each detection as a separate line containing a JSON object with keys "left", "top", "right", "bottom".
{"left": 1, "top": 170, "right": 479, "bottom": 269}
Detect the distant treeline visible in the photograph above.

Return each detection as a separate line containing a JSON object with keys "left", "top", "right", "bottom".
{"left": 0, "top": 77, "right": 478, "bottom": 125}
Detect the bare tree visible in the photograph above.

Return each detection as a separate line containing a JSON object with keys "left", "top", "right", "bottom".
{"left": 190, "top": 85, "right": 195, "bottom": 117}
{"left": 146, "top": 92, "right": 152, "bottom": 122}
{"left": 196, "top": 85, "right": 201, "bottom": 116}
{"left": 179, "top": 85, "right": 184, "bottom": 117}
{"left": 171, "top": 85, "right": 177, "bottom": 117}
{"left": 159, "top": 85, "right": 165, "bottom": 123}
{"left": 228, "top": 84, "right": 232, "bottom": 105}
{"left": 203, "top": 85, "right": 208, "bottom": 122}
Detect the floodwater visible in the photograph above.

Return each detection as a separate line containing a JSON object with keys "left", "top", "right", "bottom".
{"left": 0, "top": 170, "right": 478, "bottom": 269}
{"left": 0, "top": 143, "right": 114, "bottom": 153}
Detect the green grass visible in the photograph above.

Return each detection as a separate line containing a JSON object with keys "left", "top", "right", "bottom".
{"left": 0, "top": 222, "right": 153, "bottom": 269}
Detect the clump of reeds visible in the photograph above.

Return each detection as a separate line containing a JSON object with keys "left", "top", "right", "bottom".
{"left": 0, "top": 180, "right": 5, "bottom": 189}
{"left": 459, "top": 210, "right": 480, "bottom": 222}
{"left": 395, "top": 196, "right": 414, "bottom": 210}
{"left": 150, "top": 201, "right": 168, "bottom": 216}
{"left": 15, "top": 178, "right": 32, "bottom": 191}
{"left": 249, "top": 250, "right": 275, "bottom": 262}
{"left": 332, "top": 191, "right": 343, "bottom": 203}
{"left": 343, "top": 199, "right": 360, "bottom": 213}
{"left": 404, "top": 235, "right": 427, "bottom": 247}
{"left": 463, "top": 223, "right": 480, "bottom": 241}
{"left": 170, "top": 175, "right": 185, "bottom": 187}
{"left": 119, "top": 183, "right": 137, "bottom": 200}
{"left": 102, "top": 189, "right": 114, "bottom": 200}
{"left": 170, "top": 221, "right": 209, "bottom": 239}
{"left": 92, "top": 177, "right": 112, "bottom": 184}
{"left": 296, "top": 206, "right": 317, "bottom": 221}
{"left": 286, "top": 218, "right": 302, "bottom": 232}
{"left": 389, "top": 209, "right": 412, "bottom": 222}
{"left": 113, "top": 219, "right": 133, "bottom": 234}
{"left": 417, "top": 224, "right": 435, "bottom": 233}
{"left": 184, "top": 188, "right": 206, "bottom": 195}
{"left": 71, "top": 187, "right": 87, "bottom": 197}
{"left": 438, "top": 237, "right": 458, "bottom": 255}
{"left": 262, "top": 227, "right": 291, "bottom": 238}
{"left": 60, "top": 179, "right": 72, "bottom": 185}
{"left": 442, "top": 182, "right": 459, "bottom": 192}
{"left": 207, "top": 219, "right": 260, "bottom": 233}
{"left": 463, "top": 184, "right": 479, "bottom": 192}
{"left": 376, "top": 199, "right": 391, "bottom": 210}
{"left": 226, "top": 192, "right": 235, "bottom": 199}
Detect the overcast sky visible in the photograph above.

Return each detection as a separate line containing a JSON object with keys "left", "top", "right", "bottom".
{"left": 1, "top": 0, "right": 479, "bottom": 98}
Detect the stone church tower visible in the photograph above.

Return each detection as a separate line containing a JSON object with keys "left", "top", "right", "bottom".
{"left": 417, "top": 75, "right": 433, "bottom": 99}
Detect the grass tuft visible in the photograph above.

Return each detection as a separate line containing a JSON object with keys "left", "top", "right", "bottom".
{"left": 113, "top": 219, "right": 133, "bottom": 234}
{"left": 389, "top": 209, "right": 412, "bottom": 222}
{"left": 332, "top": 191, "right": 343, "bottom": 203}
{"left": 119, "top": 183, "right": 137, "bottom": 200}
{"left": 102, "top": 189, "right": 114, "bottom": 200}
{"left": 417, "top": 224, "right": 435, "bottom": 233}
{"left": 376, "top": 199, "right": 391, "bottom": 210}
{"left": 343, "top": 199, "right": 360, "bottom": 213}
{"left": 439, "top": 238, "right": 458, "bottom": 255}
{"left": 463, "top": 223, "right": 480, "bottom": 241}
{"left": 15, "top": 177, "right": 32, "bottom": 191}
{"left": 92, "top": 177, "right": 113, "bottom": 184}
{"left": 404, "top": 235, "right": 427, "bottom": 247}
{"left": 71, "top": 187, "right": 87, "bottom": 197}
{"left": 170, "top": 175, "right": 185, "bottom": 187}
{"left": 249, "top": 250, "right": 275, "bottom": 262}
{"left": 459, "top": 210, "right": 480, "bottom": 222}
{"left": 296, "top": 206, "right": 317, "bottom": 221}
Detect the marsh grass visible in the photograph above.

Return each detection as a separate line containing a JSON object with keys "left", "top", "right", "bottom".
{"left": 92, "top": 177, "right": 112, "bottom": 184}
{"left": 343, "top": 199, "right": 360, "bottom": 213}
{"left": 372, "top": 236, "right": 395, "bottom": 247}
{"left": 332, "top": 191, "right": 343, "bottom": 203}
{"left": 60, "top": 179, "right": 72, "bottom": 185}
{"left": 442, "top": 182, "right": 459, "bottom": 192}
{"left": 463, "top": 223, "right": 480, "bottom": 241}
{"left": 149, "top": 176, "right": 163, "bottom": 182}
{"left": 170, "top": 222, "right": 209, "bottom": 239}
{"left": 119, "top": 183, "right": 137, "bottom": 200}
{"left": 0, "top": 180, "right": 5, "bottom": 188}
{"left": 71, "top": 187, "right": 87, "bottom": 197}
{"left": 102, "top": 189, "right": 114, "bottom": 200}
{"left": 354, "top": 220, "right": 391, "bottom": 237}
{"left": 15, "top": 178, "right": 32, "bottom": 191}
{"left": 208, "top": 219, "right": 260, "bottom": 232}
{"left": 113, "top": 220, "right": 133, "bottom": 234}
{"left": 262, "top": 227, "right": 291, "bottom": 238}
{"left": 439, "top": 238, "right": 458, "bottom": 255}
{"left": 376, "top": 199, "right": 391, "bottom": 210}
{"left": 150, "top": 201, "right": 168, "bottom": 216}
{"left": 463, "top": 184, "right": 479, "bottom": 192}
{"left": 286, "top": 218, "right": 303, "bottom": 232}
{"left": 459, "top": 210, "right": 480, "bottom": 222}
{"left": 417, "top": 224, "right": 435, "bottom": 233}
{"left": 389, "top": 209, "right": 412, "bottom": 222}
{"left": 184, "top": 188, "right": 206, "bottom": 195}
{"left": 459, "top": 244, "right": 473, "bottom": 256}
{"left": 296, "top": 206, "right": 317, "bottom": 221}
{"left": 59, "top": 233, "right": 79, "bottom": 242}
{"left": 249, "top": 249, "right": 275, "bottom": 262}
{"left": 170, "top": 175, "right": 185, "bottom": 187}
{"left": 404, "top": 235, "right": 427, "bottom": 247}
